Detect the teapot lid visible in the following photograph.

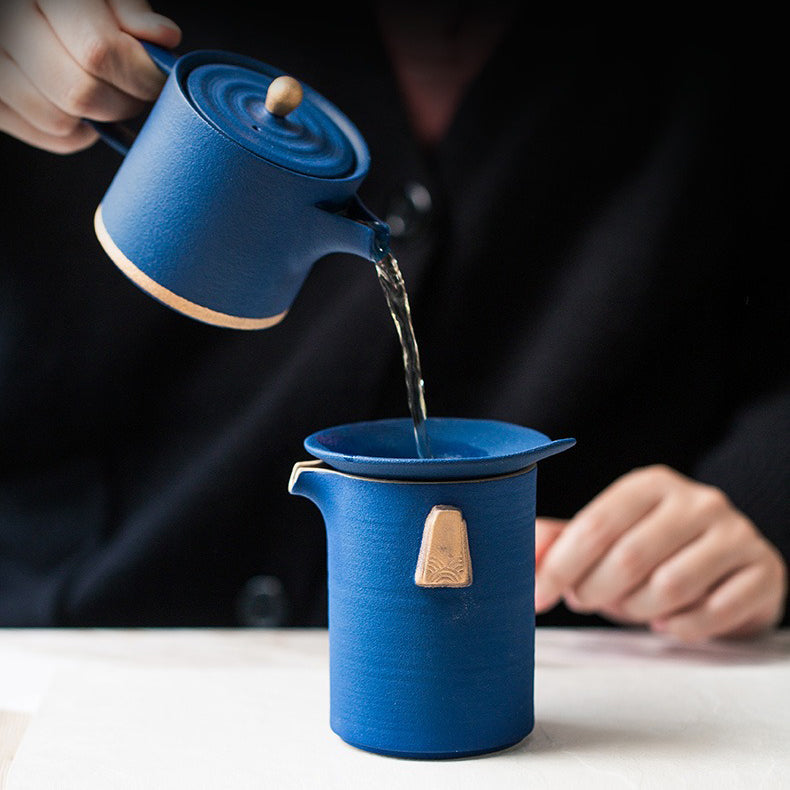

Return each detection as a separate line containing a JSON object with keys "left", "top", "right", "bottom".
{"left": 186, "top": 62, "right": 357, "bottom": 178}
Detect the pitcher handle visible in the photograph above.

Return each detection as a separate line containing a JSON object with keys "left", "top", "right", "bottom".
{"left": 87, "top": 41, "right": 179, "bottom": 156}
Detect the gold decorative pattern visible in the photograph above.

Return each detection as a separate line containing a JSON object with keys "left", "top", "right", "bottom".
{"left": 93, "top": 204, "right": 288, "bottom": 330}
{"left": 415, "top": 505, "right": 472, "bottom": 588}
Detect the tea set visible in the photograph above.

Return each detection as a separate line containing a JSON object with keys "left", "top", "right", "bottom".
{"left": 92, "top": 41, "right": 575, "bottom": 758}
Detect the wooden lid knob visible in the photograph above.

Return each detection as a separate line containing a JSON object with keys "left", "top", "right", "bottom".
{"left": 265, "top": 76, "right": 303, "bottom": 117}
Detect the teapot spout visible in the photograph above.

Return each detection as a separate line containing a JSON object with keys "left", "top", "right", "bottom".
{"left": 314, "top": 195, "right": 390, "bottom": 263}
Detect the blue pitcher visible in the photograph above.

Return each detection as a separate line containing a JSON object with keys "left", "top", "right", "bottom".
{"left": 93, "top": 43, "right": 387, "bottom": 329}
{"left": 289, "top": 417, "right": 575, "bottom": 759}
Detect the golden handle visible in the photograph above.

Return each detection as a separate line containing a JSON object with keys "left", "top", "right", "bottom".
{"left": 415, "top": 506, "right": 473, "bottom": 588}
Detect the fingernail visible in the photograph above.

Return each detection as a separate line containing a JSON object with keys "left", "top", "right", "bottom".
{"left": 152, "top": 14, "right": 181, "bottom": 34}
{"left": 133, "top": 11, "right": 181, "bottom": 35}
{"left": 651, "top": 619, "right": 667, "bottom": 632}
{"left": 534, "top": 589, "right": 556, "bottom": 613}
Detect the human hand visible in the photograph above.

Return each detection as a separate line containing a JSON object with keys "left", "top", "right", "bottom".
{"left": 535, "top": 465, "right": 788, "bottom": 642}
{"left": 0, "top": 0, "right": 181, "bottom": 153}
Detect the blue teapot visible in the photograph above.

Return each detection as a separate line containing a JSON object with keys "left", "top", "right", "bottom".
{"left": 289, "top": 417, "right": 575, "bottom": 758}
{"left": 93, "top": 43, "right": 387, "bottom": 329}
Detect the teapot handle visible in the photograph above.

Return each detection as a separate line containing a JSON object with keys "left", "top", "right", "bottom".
{"left": 87, "top": 41, "right": 178, "bottom": 156}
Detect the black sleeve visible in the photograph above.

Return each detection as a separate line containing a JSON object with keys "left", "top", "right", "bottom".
{"left": 692, "top": 50, "right": 790, "bottom": 621}
{"left": 693, "top": 381, "right": 790, "bottom": 593}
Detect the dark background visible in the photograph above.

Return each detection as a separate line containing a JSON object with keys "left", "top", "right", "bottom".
{"left": 0, "top": 5, "right": 786, "bottom": 627}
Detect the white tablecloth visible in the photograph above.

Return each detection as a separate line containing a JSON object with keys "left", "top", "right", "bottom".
{"left": 1, "top": 628, "right": 788, "bottom": 788}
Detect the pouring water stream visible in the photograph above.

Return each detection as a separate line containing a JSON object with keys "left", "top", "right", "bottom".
{"left": 373, "top": 250, "right": 432, "bottom": 458}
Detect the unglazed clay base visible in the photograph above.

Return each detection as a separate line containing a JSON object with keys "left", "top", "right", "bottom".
{"left": 94, "top": 204, "right": 288, "bottom": 330}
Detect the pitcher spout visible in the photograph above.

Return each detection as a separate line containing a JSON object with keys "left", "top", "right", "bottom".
{"left": 288, "top": 459, "right": 326, "bottom": 502}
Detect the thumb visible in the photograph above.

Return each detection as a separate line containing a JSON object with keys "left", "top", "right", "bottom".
{"left": 110, "top": 0, "right": 183, "bottom": 48}
{"left": 535, "top": 517, "right": 567, "bottom": 566}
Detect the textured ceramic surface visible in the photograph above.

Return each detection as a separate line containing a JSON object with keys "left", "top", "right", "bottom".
{"left": 303, "top": 416, "right": 576, "bottom": 480}
{"left": 94, "top": 43, "right": 387, "bottom": 327}
{"left": 290, "top": 417, "right": 575, "bottom": 758}
{"left": 290, "top": 462, "right": 539, "bottom": 758}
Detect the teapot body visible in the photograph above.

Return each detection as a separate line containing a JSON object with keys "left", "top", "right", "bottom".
{"left": 290, "top": 461, "right": 537, "bottom": 758}
{"left": 95, "top": 49, "right": 382, "bottom": 329}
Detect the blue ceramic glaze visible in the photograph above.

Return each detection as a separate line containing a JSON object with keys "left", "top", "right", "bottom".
{"left": 304, "top": 416, "right": 576, "bottom": 480}
{"left": 290, "top": 417, "right": 575, "bottom": 758}
{"left": 291, "top": 462, "right": 537, "bottom": 758}
{"left": 94, "top": 44, "right": 388, "bottom": 328}
{"left": 185, "top": 63, "right": 356, "bottom": 177}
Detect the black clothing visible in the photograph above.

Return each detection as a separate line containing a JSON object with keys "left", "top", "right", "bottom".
{"left": 1, "top": 9, "right": 787, "bottom": 627}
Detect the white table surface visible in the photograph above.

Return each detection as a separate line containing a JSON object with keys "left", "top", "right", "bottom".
{"left": 1, "top": 627, "right": 788, "bottom": 789}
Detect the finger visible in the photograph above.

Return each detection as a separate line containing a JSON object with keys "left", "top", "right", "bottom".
{"left": 567, "top": 592, "right": 643, "bottom": 624}
{"left": 38, "top": 0, "right": 177, "bottom": 101}
{"left": 108, "top": 0, "right": 182, "bottom": 48}
{"left": 653, "top": 562, "right": 780, "bottom": 642}
{"left": 571, "top": 484, "right": 714, "bottom": 611}
{"left": 2, "top": 4, "right": 145, "bottom": 121}
{"left": 618, "top": 516, "right": 763, "bottom": 622}
{"left": 0, "top": 96, "right": 97, "bottom": 152}
{"left": 596, "top": 600, "right": 644, "bottom": 625}
{"left": 535, "top": 517, "right": 566, "bottom": 566}
{"left": 535, "top": 466, "right": 671, "bottom": 612}
{"left": 716, "top": 604, "right": 784, "bottom": 639}
{"left": 0, "top": 51, "right": 80, "bottom": 136}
